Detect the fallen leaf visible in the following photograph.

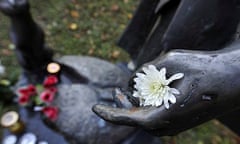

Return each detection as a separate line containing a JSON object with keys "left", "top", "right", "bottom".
{"left": 111, "top": 4, "right": 120, "bottom": 12}
{"left": 70, "top": 10, "right": 79, "bottom": 18}
{"left": 71, "top": 0, "right": 77, "bottom": 4}
{"left": 120, "top": 24, "right": 126, "bottom": 29}
{"left": 69, "top": 23, "right": 78, "bottom": 30}
{"left": 127, "top": 13, "right": 133, "bottom": 19}
{"left": 75, "top": 4, "right": 81, "bottom": 10}
{"left": 88, "top": 48, "right": 95, "bottom": 55}
{"left": 93, "top": 12, "right": 99, "bottom": 17}
{"left": 2, "top": 49, "right": 13, "bottom": 55}
{"left": 74, "top": 33, "right": 81, "bottom": 38}
{"left": 87, "top": 30, "right": 92, "bottom": 35}
{"left": 0, "top": 80, "right": 10, "bottom": 86}
{"left": 101, "top": 34, "right": 108, "bottom": 41}
{"left": 111, "top": 50, "right": 120, "bottom": 59}
{"left": 211, "top": 135, "right": 222, "bottom": 144}
{"left": 8, "top": 44, "right": 15, "bottom": 50}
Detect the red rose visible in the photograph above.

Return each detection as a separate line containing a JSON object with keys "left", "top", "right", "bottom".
{"left": 18, "top": 94, "right": 30, "bottom": 105}
{"left": 40, "top": 90, "right": 55, "bottom": 103}
{"left": 42, "top": 106, "right": 59, "bottom": 121}
{"left": 27, "top": 85, "right": 37, "bottom": 95}
{"left": 43, "top": 75, "right": 58, "bottom": 87}
{"left": 18, "top": 84, "right": 36, "bottom": 96}
{"left": 46, "top": 87, "right": 57, "bottom": 94}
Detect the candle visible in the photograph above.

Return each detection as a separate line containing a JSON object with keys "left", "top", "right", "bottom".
{"left": 47, "top": 62, "right": 61, "bottom": 74}
{"left": 1, "top": 111, "right": 25, "bottom": 134}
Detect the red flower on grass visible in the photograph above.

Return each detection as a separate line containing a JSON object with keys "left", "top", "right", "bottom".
{"left": 18, "top": 94, "right": 30, "bottom": 105}
{"left": 18, "top": 84, "right": 37, "bottom": 96}
{"left": 40, "top": 90, "right": 55, "bottom": 103}
{"left": 43, "top": 75, "right": 58, "bottom": 87}
{"left": 42, "top": 106, "right": 59, "bottom": 121}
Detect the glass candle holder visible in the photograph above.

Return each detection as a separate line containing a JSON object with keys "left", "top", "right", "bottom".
{"left": 47, "top": 62, "right": 61, "bottom": 74}
{"left": 1, "top": 111, "right": 25, "bottom": 134}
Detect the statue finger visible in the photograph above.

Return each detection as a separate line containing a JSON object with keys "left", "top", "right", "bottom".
{"left": 113, "top": 88, "right": 134, "bottom": 108}
{"left": 113, "top": 88, "right": 140, "bottom": 108}
{"left": 92, "top": 104, "right": 156, "bottom": 126}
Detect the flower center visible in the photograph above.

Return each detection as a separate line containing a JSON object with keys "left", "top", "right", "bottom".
{"left": 149, "top": 82, "right": 164, "bottom": 95}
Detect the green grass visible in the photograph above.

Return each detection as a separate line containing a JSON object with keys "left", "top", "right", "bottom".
{"left": 29, "top": 0, "right": 134, "bottom": 61}
{"left": 0, "top": 0, "right": 239, "bottom": 143}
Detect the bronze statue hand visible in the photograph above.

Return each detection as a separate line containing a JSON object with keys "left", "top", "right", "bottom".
{"left": 0, "top": 0, "right": 29, "bottom": 16}
{"left": 93, "top": 42, "right": 240, "bottom": 136}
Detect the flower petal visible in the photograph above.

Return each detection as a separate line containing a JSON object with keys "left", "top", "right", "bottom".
{"left": 163, "top": 95, "right": 169, "bottom": 108}
{"left": 139, "top": 98, "right": 145, "bottom": 106}
{"left": 170, "top": 88, "right": 180, "bottom": 95}
{"left": 43, "top": 75, "right": 58, "bottom": 87}
{"left": 133, "top": 91, "right": 139, "bottom": 97}
{"left": 136, "top": 73, "right": 146, "bottom": 79}
{"left": 166, "top": 73, "right": 184, "bottom": 85}
{"left": 168, "top": 94, "right": 177, "bottom": 104}
{"left": 144, "top": 98, "right": 156, "bottom": 106}
{"left": 164, "top": 100, "right": 169, "bottom": 109}
{"left": 148, "top": 65, "right": 159, "bottom": 73}
{"left": 159, "top": 67, "right": 166, "bottom": 80}
{"left": 155, "top": 98, "right": 163, "bottom": 107}
{"left": 142, "top": 67, "right": 151, "bottom": 75}
{"left": 42, "top": 106, "right": 59, "bottom": 121}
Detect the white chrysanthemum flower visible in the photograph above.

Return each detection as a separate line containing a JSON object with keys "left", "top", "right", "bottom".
{"left": 133, "top": 65, "right": 184, "bottom": 109}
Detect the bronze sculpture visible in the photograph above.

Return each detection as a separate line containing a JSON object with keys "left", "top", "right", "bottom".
{"left": 0, "top": 0, "right": 53, "bottom": 82}
{"left": 0, "top": 0, "right": 88, "bottom": 84}
{"left": 118, "top": 0, "right": 240, "bottom": 67}
{"left": 94, "top": 0, "right": 240, "bottom": 136}
{"left": 0, "top": 0, "right": 150, "bottom": 143}
{"left": 1, "top": 0, "right": 240, "bottom": 142}
{"left": 94, "top": 45, "right": 240, "bottom": 136}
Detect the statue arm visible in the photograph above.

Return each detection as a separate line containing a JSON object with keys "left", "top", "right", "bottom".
{"left": 93, "top": 41, "right": 240, "bottom": 136}
{"left": 117, "top": 0, "right": 161, "bottom": 59}
{"left": 135, "top": 0, "right": 240, "bottom": 67}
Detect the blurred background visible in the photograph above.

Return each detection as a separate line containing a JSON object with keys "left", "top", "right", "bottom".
{"left": 0, "top": 0, "right": 239, "bottom": 143}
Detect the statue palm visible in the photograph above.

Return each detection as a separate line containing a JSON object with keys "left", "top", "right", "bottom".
{"left": 93, "top": 44, "right": 240, "bottom": 136}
